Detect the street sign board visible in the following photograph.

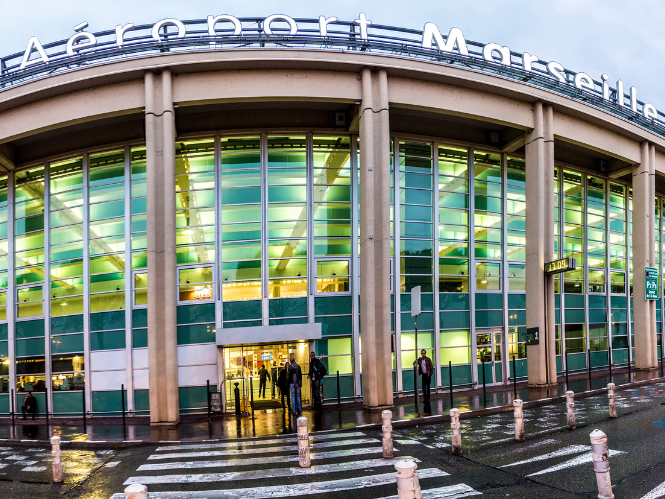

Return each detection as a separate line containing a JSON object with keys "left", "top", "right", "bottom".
{"left": 411, "top": 285, "right": 421, "bottom": 316}
{"left": 545, "top": 257, "right": 576, "bottom": 275}
{"left": 525, "top": 327, "right": 540, "bottom": 345}
{"left": 210, "top": 392, "right": 221, "bottom": 413}
{"left": 645, "top": 266, "right": 659, "bottom": 300}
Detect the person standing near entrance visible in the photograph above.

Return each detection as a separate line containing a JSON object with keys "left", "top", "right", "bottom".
{"left": 278, "top": 361, "right": 291, "bottom": 410}
{"left": 258, "top": 364, "right": 270, "bottom": 398}
{"left": 288, "top": 353, "right": 302, "bottom": 414}
{"left": 309, "top": 351, "right": 326, "bottom": 410}
{"left": 271, "top": 361, "right": 278, "bottom": 398}
{"left": 21, "top": 392, "right": 37, "bottom": 420}
{"left": 414, "top": 349, "right": 434, "bottom": 403}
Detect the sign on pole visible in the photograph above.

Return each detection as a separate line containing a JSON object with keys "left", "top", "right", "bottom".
{"left": 525, "top": 327, "right": 540, "bottom": 345}
{"left": 411, "top": 286, "right": 421, "bottom": 316}
{"left": 645, "top": 267, "right": 659, "bottom": 300}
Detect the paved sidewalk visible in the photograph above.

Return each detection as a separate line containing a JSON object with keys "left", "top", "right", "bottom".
{"left": 0, "top": 367, "right": 660, "bottom": 444}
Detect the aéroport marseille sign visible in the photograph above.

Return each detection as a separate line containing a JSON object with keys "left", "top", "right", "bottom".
{"left": 11, "top": 13, "right": 662, "bottom": 124}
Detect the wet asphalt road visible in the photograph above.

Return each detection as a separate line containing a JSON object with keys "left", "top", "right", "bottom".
{"left": 1, "top": 383, "right": 665, "bottom": 498}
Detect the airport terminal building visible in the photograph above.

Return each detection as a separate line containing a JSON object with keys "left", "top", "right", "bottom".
{"left": 0, "top": 15, "right": 662, "bottom": 424}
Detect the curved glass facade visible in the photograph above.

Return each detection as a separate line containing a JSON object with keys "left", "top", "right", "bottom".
{"left": 0, "top": 132, "right": 659, "bottom": 416}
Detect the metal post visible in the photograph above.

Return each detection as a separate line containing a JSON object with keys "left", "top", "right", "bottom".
{"left": 414, "top": 314, "right": 419, "bottom": 417}
{"left": 590, "top": 429, "right": 615, "bottom": 499}
{"left": 566, "top": 390, "right": 576, "bottom": 430}
{"left": 588, "top": 348, "right": 592, "bottom": 386}
{"left": 234, "top": 382, "right": 241, "bottom": 415}
{"left": 336, "top": 370, "right": 341, "bottom": 410}
{"left": 297, "top": 416, "right": 310, "bottom": 467}
{"left": 565, "top": 349, "right": 569, "bottom": 390}
{"left": 45, "top": 387, "right": 49, "bottom": 425}
{"left": 51, "top": 435, "right": 62, "bottom": 483}
{"left": 249, "top": 377, "right": 254, "bottom": 418}
{"left": 481, "top": 357, "right": 486, "bottom": 407}
{"left": 82, "top": 388, "right": 86, "bottom": 427}
{"left": 513, "top": 399, "right": 524, "bottom": 442}
{"left": 608, "top": 383, "right": 617, "bottom": 418}
{"left": 124, "top": 484, "right": 148, "bottom": 499}
{"left": 206, "top": 380, "right": 211, "bottom": 423}
{"left": 512, "top": 355, "right": 517, "bottom": 400}
{"left": 382, "top": 410, "right": 393, "bottom": 458}
{"left": 448, "top": 360, "right": 454, "bottom": 408}
{"left": 395, "top": 460, "right": 421, "bottom": 498}
{"left": 608, "top": 346, "right": 613, "bottom": 383}
{"left": 121, "top": 384, "right": 126, "bottom": 426}
{"left": 450, "top": 408, "right": 461, "bottom": 455}
{"left": 10, "top": 389, "right": 14, "bottom": 426}
{"left": 628, "top": 352, "right": 631, "bottom": 382}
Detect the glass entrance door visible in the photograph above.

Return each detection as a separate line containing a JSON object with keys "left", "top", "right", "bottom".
{"left": 476, "top": 328, "right": 503, "bottom": 385}
{"left": 222, "top": 341, "right": 310, "bottom": 413}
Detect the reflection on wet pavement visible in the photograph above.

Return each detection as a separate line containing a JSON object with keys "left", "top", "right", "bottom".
{"left": 0, "top": 371, "right": 658, "bottom": 442}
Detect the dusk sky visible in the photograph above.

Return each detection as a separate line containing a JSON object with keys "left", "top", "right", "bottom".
{"left": 1, "top": 0, "right": 663, "bottom": 110}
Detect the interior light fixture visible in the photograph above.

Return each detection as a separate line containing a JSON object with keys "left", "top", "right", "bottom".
{"left": 183, "top": 229, "right": 194, "bottom": 235}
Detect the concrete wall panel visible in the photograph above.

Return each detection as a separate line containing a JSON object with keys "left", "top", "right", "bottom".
{"left": 177, "top": 343, "right": 217, "bottom": 366}
{"left": 178, "top": 365, "right": 218, "bottom": 387}
{"left": 91, "top": 369, "right": 128, "bottom": 391}
{"left": 90, "top": 350, "right": 127, "bottom": 371}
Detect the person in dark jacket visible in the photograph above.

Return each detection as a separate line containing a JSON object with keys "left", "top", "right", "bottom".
{"left": 258, "top": 364, "right": 270, "bottom": 398}
{"left": 271, "top": 361, "right": 278, "bottom": 398}
{"left": 278, "top": 361, "right": 291, "bottom": 410}
{"left": 309, "top": 351, "right": 325, "bottom": 409}
{"left": 413, "top": 349, "right": 434, "bottom": 403}
{"left": 21, "top": 392, "right": 37, "bottom": 420}
{"left": 288, "top": 353, "right": 303, "bottom": 413}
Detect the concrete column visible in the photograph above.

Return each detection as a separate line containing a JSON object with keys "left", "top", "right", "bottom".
{"left": 632, "top": 141, "right": 657, "bottom": 370}
{"left": 359, "top": 68, "right": 393, "bottom": 410}
{"left": 525, "top": 102, "right": 557, "bottom": 386}
{"left": 145, "top": 70, "right": 179, "bottom": 425}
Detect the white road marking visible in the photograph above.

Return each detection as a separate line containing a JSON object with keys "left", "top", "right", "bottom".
{"left": 640, "top": 479, "right": 665, "bottom": 499}
{"left": 499, "top": 445, "right": 591, "bottom": 467}
{"left": 147, "top": 438, "right": 380, "bottom": 460}
{"left": 0, "top": 464, "right": 7, "bottom": 469}
{"left": 155, "top": 431, "right": 367, "bottom": 451}
{"left": 109, "top": 469, "right": 447, "bottom": 499}
{"left": 105, "top": 461, "right": 121, "bottom": 468}
{"left": 125, "top": 457, "right": 423, "bottom": 485}
{"left": 5, "top": 455, "right": 26, "bottom": 460}
{"left": 18, "top": 460, "right": 38, "bottom": 466}
{"left": 21, "top": 466, "right": 47, "bottom": 472}
{"left": 138, "top": 446, "right": 393, "bottom": 471}
{"left": 527, "top": 450, "right": 624, "bottom": 476}
{"left": 394, "top": 440, "right": 421, "bottom": 445}
{"left": 377, "top": 483, "right": 482, "bottom": 498}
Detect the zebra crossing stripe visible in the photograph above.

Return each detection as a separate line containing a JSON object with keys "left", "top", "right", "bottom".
{"left": 527, "top": 449, "right": 624, "bottom": 476}
{"left": 138, "top": 446, "right": 391, "bottom": 471}
{"left": 125, "top": 457, "right": 422, "bottom": 485}
{"left": 499, "top": 445, "right": 591, "bottom": 467}
{"left": 109, "top": 468, "right": 447, "bottom": 499}
{"left": 376, "top": 483, "right": 482, "bottom": 498}
{"left": 147, "top": 439, "right": 380, "bottom": 460}
{"left": 640, "top": 479, "right": 665, "bottom": 499}
{"left": 155, "top": 432, "right": 367, "bottom": 451}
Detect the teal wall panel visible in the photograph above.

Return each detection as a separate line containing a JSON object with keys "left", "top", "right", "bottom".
{"left": 52, "top": 391, "right": 83, "bottom": 415}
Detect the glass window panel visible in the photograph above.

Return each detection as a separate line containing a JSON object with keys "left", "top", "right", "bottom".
{"left": 50, "top": 241, "right": 83, "bottom": 262}
{"left": 268, "top": 259, "right": 307, "bottom": 278}
{"left": 314, "top": 203, "right": 351, "bottom": 220}
{"left": 89, "top": 183, "right": 125, "bottom": 204}
{"left": 221, "top": 169, "right": 261, "bottom": 187}
{"left": 176, "top": 189, "right": 215, "bottom": 209}
{"left": 176, "top": 245, "right": 215, "bottom": 265}
{"left": 90, "top": 200, "right": 124, "bottom": 220}
{"left": 268, "top": 203, "right": 307, "bottom": 221}
{"left": 222, "top": 261, "right": 261, "bottom": 281}
{"left": 221, "top": 153, "right": 261, "bottom": 170}
{"left": 90, "top": 272, "right": 125, "bottom": 294}
{"left": 176, "top": 207, "right": 215, "bottom": 228}
{"left": 268, "top": 169, "right": 307, "bottom": 185}
{"left": 222, "top": 280, "right": 261, "bottom": 301}
{"left": 269, "top": 278, "right": 307, "bottom": 298}
{"left": 90, "top": 291, "right": 125, "bottom": 312}
{"left": 221, "top": 223, "right": 262, "bottom": 242}
{"left": 268, "top": 240, "right": 307, "bottom": 258}
{"left": 90, "top": 218, "right": 125, "bottom": 238}
{"left": 50, "top": 225, "right": 83, "bottom": 245}
{"left": 222, "top": 242, "right": 261, "bottom": 261}
{"left": 89, "top": 236, "right": 125, "bottom": 255}
{"left": 314, "top": 221, "right": 351, "bottom": 238}
{"left": 89, "top": 254, "right": 125, "bottom": 274}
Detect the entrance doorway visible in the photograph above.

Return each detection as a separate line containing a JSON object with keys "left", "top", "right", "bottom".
{"left": 476, "top": 328, "right": 504, "bottom": 385}
{"left": 222, "top": 341, "right": 310, "bottom": 413}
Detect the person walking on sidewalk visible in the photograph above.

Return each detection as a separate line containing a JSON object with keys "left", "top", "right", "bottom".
{"left": 309, "top": 351, "right": 326, "bottom": 410}
{"left": 21, "top": 392, "right": 37, "bottom": 420}
{"left": 278, "top": 361, "right": 291, "bottom": 410}
{"left": 414, "top": 349, "right": 434, "bottom": 403}
{"left": 271, "top": 361, "right": 278, "bottom": 398}
{"left": 258, "top": 364, "right": 270, "bottom": 398}
{"left": 288, "top": 354, "right": 303, "bottom": 414}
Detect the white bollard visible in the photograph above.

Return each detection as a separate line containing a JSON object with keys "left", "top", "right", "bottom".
{"left": 607, "top": 383, "right": 617, "bottom": 418}
{"left": 124, "top": 483, "right": 148, "bottom": 499}
{"left": 590, "top": 429, "right": 614, "bottom": 499}
{"left": 566, "top": 391, "right": 576, "bottom": 430}
{"left": 297, "top": 416, "right": 310, "bottom": 468}
{"left": 514, "top": 398, "right": 525, "bottom": 442}
{"left": 51, "top": 435, "right": 62, "bottom": 483}
{"left": 450, "top": 408, "right": 462, "bottom": 455}
{"left": 382, "top": 410, "right": 393, "bottom": 458}
{"left": 395, "top": 459, "right": 422, "bottom": 499}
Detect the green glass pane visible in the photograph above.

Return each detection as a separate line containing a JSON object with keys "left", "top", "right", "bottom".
{"left": 51, "top": 334, "right": 84, "bottom": 354}
{"left": 90, "top": 200, "right": 124, "bottom": 221}
{"left": 90, "top": 331, "right": 125, "bottom": 351}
